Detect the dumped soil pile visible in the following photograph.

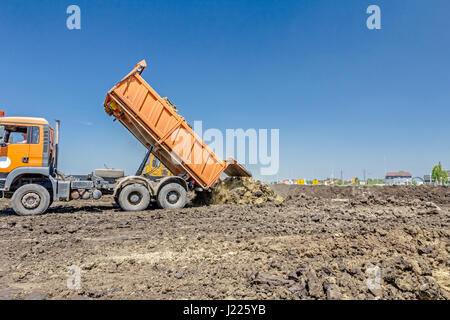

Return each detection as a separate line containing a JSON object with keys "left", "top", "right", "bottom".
{"left": 197, "top": 177, "right": 284, "bottom": 205}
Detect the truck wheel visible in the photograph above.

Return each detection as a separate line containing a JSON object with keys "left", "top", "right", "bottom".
{"left": 118, "top": 184, "right": 150, "bottom": 211}
{"left": 157, "top": 183, "right": 187, "bottom": 209}
{"left": 11, "top": 184, "right": 51, "bottom": 216}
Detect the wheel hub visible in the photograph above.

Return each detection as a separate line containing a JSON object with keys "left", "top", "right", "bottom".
{"left": 167, "top": 191, "right": 180, "bottom": 204}
{"left": 21, "top": 192, "right": 41, "bottom": 209}
{"left": 129, "top": 192, "right": 142, "bottom": 204}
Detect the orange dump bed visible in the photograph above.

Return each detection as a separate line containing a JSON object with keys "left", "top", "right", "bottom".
{"left": 104, "top": 60, "right": 251, "bottom": 189}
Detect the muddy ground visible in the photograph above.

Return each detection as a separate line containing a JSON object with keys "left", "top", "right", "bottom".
{"left": 0, "top": 185, "right": 448, "bottom": 300}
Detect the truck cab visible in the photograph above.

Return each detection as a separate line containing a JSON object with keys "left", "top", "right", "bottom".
{"left": 0, "top": 117, "right": 54, "bottom": 175}
{"left": 0, "top": 115, "right": 58, "bottom": 215}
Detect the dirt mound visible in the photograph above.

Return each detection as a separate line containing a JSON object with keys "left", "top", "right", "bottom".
{"left": 196, "top": 177, "right": 284, "bottom": 205}
{"left": 248, "top": 227, "right": 450, "bottom": 300}
{"left": 0, "top": 185, "right": 448, "bottom": 300}
{"left": 271, "top": 185, "right": 450, "bottom": 206}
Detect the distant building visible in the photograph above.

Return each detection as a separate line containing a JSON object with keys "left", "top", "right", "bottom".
{"left": 280, "top": 179, "right": 294, "bottom": 185}
{"left": 385, "top": 171, "right": 412, "bottom": 185}
{"left": 424, "top": 171, "right": 450, "bottom": 185}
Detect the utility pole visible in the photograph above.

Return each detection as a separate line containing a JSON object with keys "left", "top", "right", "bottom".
{"left": 363, "top": 169, "right": 366, "bottom": 182}
{"left": 340, "top": 169, "right": 343, "bottom": 185}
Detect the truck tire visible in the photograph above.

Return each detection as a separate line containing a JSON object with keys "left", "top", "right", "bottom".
{"left": 11, "top": 184, "right": 51, "bottom": 216}
{"left": 118, "top": 184, "right": 150, "bottom": 212}
{"left": 157, "top": 183, "right": 187, "bottom": 209}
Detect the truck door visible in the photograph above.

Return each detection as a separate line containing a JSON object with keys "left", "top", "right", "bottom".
{"left": 0, "top": 125, "right": 30, "bottom": 175}
{"left": 27, "top": 125, "right": 45, "bottom": 167}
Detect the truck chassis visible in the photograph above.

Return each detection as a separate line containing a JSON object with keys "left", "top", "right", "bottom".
{"left": 0, "top": 127, "right": 191, "bottom": 216}
{"left": 1, "top": 166, "right": 191, "bottom": 216}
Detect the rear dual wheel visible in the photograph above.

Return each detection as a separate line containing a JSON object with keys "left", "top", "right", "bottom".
{"left": 117, "top": 184, "right": 151, "bottom": 212}
{"left": 117, "top": 182, "right": 187, "bottom": 212}
{"left": 157, "top": 183, "right": 187, "bottom": 209}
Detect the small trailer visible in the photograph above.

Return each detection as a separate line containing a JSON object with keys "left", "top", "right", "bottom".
{"left": 0, "top": 61, "right": 250, "bottom": 216}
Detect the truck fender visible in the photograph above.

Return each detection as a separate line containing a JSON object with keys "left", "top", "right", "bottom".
{"left": 113, "top": 176, "right": 155, "bottom": 198}
{"left": 5, "top": 167, "right": 51, "bottom": 190}
{"left": 4, "top": 167, "right": 56, "bottom": 200}
{"left": 154, "top": 176, "right": 188, "bottom": 195}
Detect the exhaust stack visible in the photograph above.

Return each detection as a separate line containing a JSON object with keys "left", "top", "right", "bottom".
{"left": 54, "top": 120, "right": 60, "bottom": 172}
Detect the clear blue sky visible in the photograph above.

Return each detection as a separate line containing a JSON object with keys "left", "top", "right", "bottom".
{"left": 1, "top": 0, "right": 449, "bottom": 181}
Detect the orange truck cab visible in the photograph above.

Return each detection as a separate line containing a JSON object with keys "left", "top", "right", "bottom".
{"left": 0, "top": 117, "right": 54, "bottom": 175}
{"left": 0, "top": 117, "right": 58, "bottom": 208}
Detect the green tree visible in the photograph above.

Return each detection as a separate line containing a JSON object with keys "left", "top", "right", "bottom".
{"left": 432, "top": 162, "right": 448, "bottom": 185}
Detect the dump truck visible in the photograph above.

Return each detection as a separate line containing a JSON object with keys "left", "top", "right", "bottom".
{"left": 0, "top": 60, "right": 251, "bottom": 216}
